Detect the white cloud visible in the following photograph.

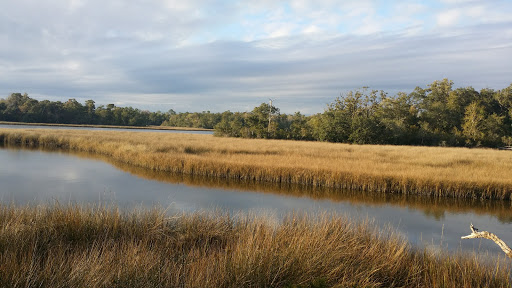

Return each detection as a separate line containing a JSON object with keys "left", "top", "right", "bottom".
{"left": 355, "top": 16, "right": 382, "bottom": 35}
{"left": 437, "top": 9, "right": 461, "bottom": 27}
{"left": 396, "top": 3, "right": 426, "bottom": 15}
{"left": 435, "top": 3, "right": 511, "bottom": 28}
{"left": 465, "top": 5, "right": 485, "bottom": 18}
{"left": 439, "top": 0, "right": 477, "bottom": 4}
{"left": 303, "top": 25, "right": 321, "bottom": 34}
{"left": 134, "top": 31, "right": 165, "bottom": 42}
{"left": 63, "top": 61, "right": 81, "bottom": 71}
{"left": 0, "top": 0, "right": 511, "bottom": 114}
{"left": 163, "top": 0, "right": 194, "bottom": 12}
{"left": 269, "top": 26, "right": 293, "bottom": 38}
{"left": 68, "top": 0, "right": 85, "bottom": 12}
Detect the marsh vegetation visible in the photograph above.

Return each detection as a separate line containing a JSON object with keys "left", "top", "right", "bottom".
{"left": 2, "top": 128, "right": 512, "bottom": 286}
{"left": 0, "top": 204, "right": 510, "bottom": 288}
{"left": 1, "top": 128, "right": 512, "bottom": 200}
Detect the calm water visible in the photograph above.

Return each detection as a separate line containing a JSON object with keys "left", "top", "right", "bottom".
{"left": 1, "top": 147, "right": 512, "bottom": 259}
{"left": 0, "top": 124, "right": 213, "bottom": 134}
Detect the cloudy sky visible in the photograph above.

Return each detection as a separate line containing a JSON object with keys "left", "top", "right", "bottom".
{"left": 1, "top": 0, "right": 511, "bottom": 114}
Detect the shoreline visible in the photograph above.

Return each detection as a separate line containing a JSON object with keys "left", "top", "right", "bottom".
{"left": 1, "top": 127, "right": 512, "bottom": 201}
{"left": 0, "top": 120, "right": 213, "bottom": 132}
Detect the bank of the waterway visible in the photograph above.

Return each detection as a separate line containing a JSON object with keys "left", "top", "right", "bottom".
{"left": 2, "top": 128, "right": 512, "bottom": 201}
{"left": 0, "top": 123, "right": 213, "bottom": 134}
{"left": 1, "top": 146, "right": 512, "bottom": 260}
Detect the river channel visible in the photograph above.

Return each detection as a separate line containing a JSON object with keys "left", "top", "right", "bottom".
{"left": 1, "top": 144, "right": 512, "bottom": 260}
{"left": 0, "top": 124, "right": 213, "bottom": 134}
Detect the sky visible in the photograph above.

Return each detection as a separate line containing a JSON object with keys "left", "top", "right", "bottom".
{"left": 1, "top": 0, "right": 511, "bottom": 114}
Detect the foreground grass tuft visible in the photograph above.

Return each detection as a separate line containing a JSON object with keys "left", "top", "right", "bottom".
{"left": 0, "top": 204, "right": 510, "bottom": 287}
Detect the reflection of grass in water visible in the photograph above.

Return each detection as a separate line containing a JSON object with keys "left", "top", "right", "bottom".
{"left": 0, "top": 204, "right": 510, "bottom": 287}
{"left": 1, "top": 128, "right": 512, "bottom": 202}
{"left": 62, "top": 149, "right": 512, "bottom": 224}
{"left": 8, "top": 143, "right": 512, "bottom": 224}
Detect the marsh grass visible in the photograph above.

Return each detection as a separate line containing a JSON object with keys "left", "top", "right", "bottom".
{"left": 0, "top": 204, "right": 510, "bottom": 287}
{"left": 50, "top": 148, "right": 512, "bottom": 223}
{"left": 1, "top": 128, "right": 512, "bottom": 200}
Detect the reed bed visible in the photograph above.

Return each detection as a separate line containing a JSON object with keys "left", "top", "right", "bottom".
{"left": 1, "top": 128, "right": 512, "bottom": 200}
{"left": 0, "top": 204, "right": 510, "bottom": 288}
{"left": 62, "top": 148, "right": 512, "bottom": 223}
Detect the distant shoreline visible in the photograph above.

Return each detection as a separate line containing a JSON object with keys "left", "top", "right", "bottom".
{"left": 0, "top": 121, "right": 213, "bottom": 132}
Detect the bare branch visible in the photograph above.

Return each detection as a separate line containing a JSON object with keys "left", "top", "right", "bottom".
{"left": 461, "top": 223, "right": 512, "bottom": 258}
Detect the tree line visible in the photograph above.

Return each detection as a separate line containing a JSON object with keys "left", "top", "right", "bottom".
{"left": 215, "top": 79, "right": 512, "bottom": 147}
{"left": 163, "top": 110, "right": 221, "bottom": 129}
{"left": 2, "top": 79, "right": 511, "bottom": 147}
{"left": 0, "top": 94, "right": 169, "bottom": 126}
{"left": 0, "top": 93, "right": 223, "bottom": 128}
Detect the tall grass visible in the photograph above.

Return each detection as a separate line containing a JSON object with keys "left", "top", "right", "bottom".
{"left": 51, "top": 147, "right": 512, "bottom": 223}
{"left": 0, "top": 204, "right": 509, "bottom": 287}
{"left": 1, "top": 128, "right": 512, "bottom": 200}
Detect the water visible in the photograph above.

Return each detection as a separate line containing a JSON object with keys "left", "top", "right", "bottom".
{"left": 1, "top": 147, "right": 512, "bottom": 259}
{"left": 0, "top": 124, "right": 213, "bottom": 134}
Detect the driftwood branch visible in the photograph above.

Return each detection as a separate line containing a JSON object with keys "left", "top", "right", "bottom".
{"left": 461, "top": 223, "right": 512, "bottom": 258}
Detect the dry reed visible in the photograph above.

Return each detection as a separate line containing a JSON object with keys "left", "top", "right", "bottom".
{"left": 56, "top": 148, "right": 512, "bottom": 223}
{"left": 0, "top": 204, "right": 510, "bottom": 287}
{"left": 1, "top": 128, "right": 512, "bottom": 200}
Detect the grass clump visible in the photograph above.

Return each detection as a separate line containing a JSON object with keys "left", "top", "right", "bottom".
{"left": 0, "top": 204, "right": 510, "bottom": 287}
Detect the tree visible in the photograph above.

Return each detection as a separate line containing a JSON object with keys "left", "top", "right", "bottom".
{"left": 0, "top": 101, "right": 7, "bottom": 120}
{"left": 446, "top": 87, "right": 479, "bottom": 129}
{"left": 245, "top": 103, "right": 279, "bottom": 138}
{"left": 214, "top": 111, "right": 247, "bottom": 137}
{"left": 288, "top": 112, "right": 312, "bottom": 140}
{"left": 85, "top": 100, "right": 96, "bottom": 123}
{"left": 3, "top": 93, "right": 25, "bottom": 121}
{"left": 418, "top": 79, "right": 454, "bottom": 134}
{"left": 462, "top": 101, "right": 505, "bottom": 147}
{"left": 462, "top": 102, "right": 486, "bottom": 145}
{"left": 318, "top": 89, "right": 385, "bottom": 144}
{"left": 63, "top": 99, "right": 85, "bottom": 123}
{"left": 377, "top": 92, "right": 419, "bottom": 145}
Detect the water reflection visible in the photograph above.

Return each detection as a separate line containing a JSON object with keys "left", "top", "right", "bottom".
{"left": 68, "top": 148, "right": 512, "bottom": 224}
{"left": 1, "top": 145, "right": 512, "bottom": 259}
{"left": 0, "top": 124, "right": 213, "bottom": 134}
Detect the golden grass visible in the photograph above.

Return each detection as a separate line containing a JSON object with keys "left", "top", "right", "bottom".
{"left": 53, "top": 148, "right": 512, "bottom": 223}
{"left": 1, "top": 128, "right": 512, "bottom": 200}
{"left": 0, "top": 204, "right": 510, "bottom": 288}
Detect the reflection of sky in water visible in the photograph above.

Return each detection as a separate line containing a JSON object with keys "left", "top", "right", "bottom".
{"left": 1, "top": 148, "right": 512, "bottom": 259}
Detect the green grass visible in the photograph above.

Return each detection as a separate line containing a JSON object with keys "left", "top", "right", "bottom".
{"left": 0, "top": 204, "right": 510, "bottom": 288}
